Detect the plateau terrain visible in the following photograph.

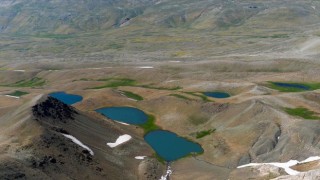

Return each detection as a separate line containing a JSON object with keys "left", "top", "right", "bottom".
{"left": 1, "top": 0, "right": 320, "bottom": 179}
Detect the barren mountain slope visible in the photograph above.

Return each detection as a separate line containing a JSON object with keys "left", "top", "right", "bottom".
{"left": 0, "top": 95, "right": 163, "bottom": 179}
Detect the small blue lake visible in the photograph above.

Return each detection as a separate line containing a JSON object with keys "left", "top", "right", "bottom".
{"left": 49, "top": 92, "right": 83, "bottom": 105}
{"left": 204, "top": 92, "right": 231, "bottom": 98}
{"left": 95, "top": 107, "right": 148, "bottom": 125}
{"left": 272, "top": 82, "right": 310, "bottom": 90}
{"left": 144, "top": 130, "right": 203, "bottom": 161}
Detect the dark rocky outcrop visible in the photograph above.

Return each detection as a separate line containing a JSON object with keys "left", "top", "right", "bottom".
{"left": 32, "top": 97, "right": 78, "bottom": 123}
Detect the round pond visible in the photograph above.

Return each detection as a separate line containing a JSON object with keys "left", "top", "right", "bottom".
{"left": 96, "top": 107, "right": 148, "bottom": 125}
{"left": 204, "top": 92, "right": 230, "bottom": 98}
{"left": 49, "top": 92, "right": 83, "bottom": 105}
{"left": 144, "top": 130, "right": 203, "bottom": 161}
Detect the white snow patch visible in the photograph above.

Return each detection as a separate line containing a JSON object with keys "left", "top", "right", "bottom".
{"left": 62, "top": 133, "right": 94, "bottom": 155}
{"left": 13, "top": 70, "right": 26, "bottom": 72}
{"left": 269, "top": 161, "right": 300, "bottom": 175}
{"left": 107, "top": 134, "right": 132, "bottom": 148}
{"left": 160, "top": 165, "right": 172, "bottom": 180}
{"left": 300, "top": 156, "right": 320, "bottom": 164}
{"left": 4, "top": 95, "right": 20, "bottom": 99}
{"left": 137, "top": 66, "right": 154, "bottom": 69}
{"left": 135, "top": 156, "right": 146, "bottom": 160}
{"left": 238, "top": 160, "right": 299, "bottom": 175}
{"left": 165, "top": 80, "right": 177, "bottom": 83}
{"left": 117, "top": 121, "right": 130, "bottom": 126}
{"left": 237, "top": 156, "right": 320, "bottom": 175}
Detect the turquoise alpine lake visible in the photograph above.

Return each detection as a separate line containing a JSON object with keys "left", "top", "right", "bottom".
{"left": 272, "top": 82, "right": 310, "bottom": 90}
{"left": 144, "top": 130, "right": 203, "bottom": 161}
{"left": 96, "top": 107, "right": 203, "bottom": 161}
{"left": 95, "top": 107, "right": 148, "bottom": 125}
{"left": 49, "top": 92, "right": 83, "bottom": 105}
{"left": 204, "top": 92, "right": 230, "bottom": 98}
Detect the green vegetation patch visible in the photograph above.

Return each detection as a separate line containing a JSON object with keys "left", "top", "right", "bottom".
{"left": 139, "top": 114, "right": 160, "bottom": 134}
{"left": 196, "top": 129, "right": 216, "bottom": 139}
{"left": 253, "top": 34, "right": 289, "bottom": 38}
{"left": 107, "top": 43, "right": 124, "bottom": 49}
{"left": 153, "top": 153, "right": 166, "bottom": 164}
{"left": 90, "top": 78, "right": 137, "bottom": 89}
{"left": 35, "top": 33, "right": 77, "bottom": 39}
{"left": 285, "top": 107, "right": 320, "bottom": 120}
{"left": 268, "top": 82, "right": 320, "bottom": 92}
{"left": 169, "top": 94, "right": 191, "bottom": 100}
{"left": 184, "top": 92, "right": 210, "bottom": 102}
{"left": 120, "top": 90, "right": 143, "bottom": 101}
{"left": 138, "top": 85, "right": 182, "bottom": 91}
{"left": 88, "top": 78, "right": 182, "bottom": 90}
{"left": 6, "top": 77, "right": 46, "bottom": 87}
{"left": 6, "top": 90, "right": 29, "bottom": 97}
{"left": 269, "top": 34, "right": 289, "bottom": 38}
{"left": 72, "top": 78, "right": 94, "bottom": 82}
{"left": 300, "top": 83, "right": 320, "bottom": 90}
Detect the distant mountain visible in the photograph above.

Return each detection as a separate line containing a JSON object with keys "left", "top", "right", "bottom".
{"left": 1, "top": 0, "right": 319, "bottom": 35}
{"left": 0, "top": 0, "right": 155, "bottom": 34}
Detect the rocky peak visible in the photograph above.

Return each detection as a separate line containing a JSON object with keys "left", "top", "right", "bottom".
{"left": 32, "top": 96, "right": 78, "bottom": 123}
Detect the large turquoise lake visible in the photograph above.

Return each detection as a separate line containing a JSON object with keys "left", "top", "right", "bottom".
{"left": 95, "top": 107, "right": 148, "bottom": 125}
{"left": 144, "top": 130, "right": 203, "bottom": 161}
{"left": 49, "top": 92, "right": 83, "bottom": 105}
{"left": 204, "top": 92, "right": 230, "bottom": 98}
